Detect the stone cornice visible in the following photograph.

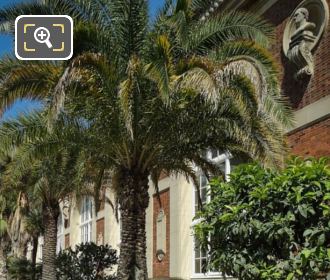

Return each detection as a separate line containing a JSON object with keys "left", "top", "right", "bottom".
{"left": 287, "top": 95, "right": 330, "bottom": 133}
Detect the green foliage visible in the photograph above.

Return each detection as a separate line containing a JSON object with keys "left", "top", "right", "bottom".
{"left": 7, "top": 243, "right": 117, "bottom": 280}
{"left": 195, "top": 158, "right": 330, "bottom": 280}
{"left": 56, "top": 242, "right": 117, "bottom": 280}
{"left": 7, "top": 257, "right": 42, "bottom": 280}
{"left": 0, "top": 218, "right": 7, "bottom": 237}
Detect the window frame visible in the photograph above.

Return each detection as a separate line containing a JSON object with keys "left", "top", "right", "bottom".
{"left": 80, "top": 196, "right": 93, "bottom": 244}
{"left": 192, "top": 151, "right": 232, "bottom": 278}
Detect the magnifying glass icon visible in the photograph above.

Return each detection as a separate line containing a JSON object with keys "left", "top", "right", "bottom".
{"left": 34, "top": 27, "right": 53, "bottom": 49}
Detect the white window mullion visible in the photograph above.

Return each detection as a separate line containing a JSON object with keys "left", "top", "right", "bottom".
{"left": 225, "top": 157, "right": 231, "bottom": 181}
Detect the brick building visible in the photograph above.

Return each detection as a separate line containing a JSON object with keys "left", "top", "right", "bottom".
{"left": 32, "top": 1, "right": 330, "bottom": 279}
{"left": 144, "top": 1, "right": 330, "bottom": 278}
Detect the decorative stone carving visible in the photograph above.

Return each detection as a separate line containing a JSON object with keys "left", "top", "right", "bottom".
{"left": 156, "top": 209, "right": 166, "bottom": 262}
{"left": 283, "top": 0, "right": 329, "bottom": 80}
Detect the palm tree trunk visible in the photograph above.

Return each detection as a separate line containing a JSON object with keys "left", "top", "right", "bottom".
{"left": 117, "top": 208, "right": 138, "bottom": 280}
{"left": 135, "top": 208, "right": 148, "bottom": 280}
{"left": 9, "top": 192, "right": 30, "bottom": 259}
{"left": 42, "top": 207, "right": 59, "bottom": 280}
{"left": 116, "top": 169, "right": 149, "bottom": 280}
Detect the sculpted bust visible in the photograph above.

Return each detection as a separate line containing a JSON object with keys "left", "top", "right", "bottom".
{"left": 283, "top": 0, "right": 329, "bottom": 80}
{"left": 287, "top": 8, "right": 316, "bottom": 79}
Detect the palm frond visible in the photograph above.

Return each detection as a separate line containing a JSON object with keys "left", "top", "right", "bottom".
{"left": 145, "top": 34, "right": 176, "bottom": 103}
{"left": 0, "top": 57, "right": 59, "bottom": 114}
{"left": 108, "top": 0, "right": 148, "bottom": 64}
{"left": 185, "top": 11, "right": 273, "bottom": 53}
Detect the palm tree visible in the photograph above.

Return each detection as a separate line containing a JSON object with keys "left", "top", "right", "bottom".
{"left": 25, "top": 207, "right": 44, "bottom": 280}
{"left": 0, "top": 158, "right": 27, "bottom": 278}
{"left": 0, "top": 194, "right": 11, "bottom": 278}
{"left": 0, "top": 157, "right": 44, "bottom": 280}
{"left": 0, "top": 1, "right": 293, "bottom": 279}
{"left": 0, "top": 112, "right": 89, "bottom": 280}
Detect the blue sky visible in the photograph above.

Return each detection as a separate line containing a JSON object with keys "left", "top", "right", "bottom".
{"left": 0, "top": 0, "right": 165, "bottom": 120}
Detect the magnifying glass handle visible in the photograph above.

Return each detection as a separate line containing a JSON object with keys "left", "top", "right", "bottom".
{"left": 45, "top": 40, "right": 53, "bottom": 49}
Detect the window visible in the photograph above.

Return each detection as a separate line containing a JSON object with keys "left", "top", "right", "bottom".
{"left": 195, "top": 173, "right": 208, "bottom": 213}
{"left": 193, "top": 151, "right": 231, "bottom": 276}
{"left": 194, "top": 237, "right": 208, "bottom": 274}
{"left": 194, "top": 172, "right": 209, "bottom": 275}
{"left": 80, "top": 196, "right": 93, "bottom": 243}
{"left": 56, "top": 213, "right": 64, "bottom": 254}
{"left": 210, "top": 148, "right": 219, "bottom": 159}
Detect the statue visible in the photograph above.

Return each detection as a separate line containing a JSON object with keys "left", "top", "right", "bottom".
{"left": 283, "top": 0, "right": 329, "bottom": 81}
{"left": 287, "top": 8, "right": 316, "bottom": 79}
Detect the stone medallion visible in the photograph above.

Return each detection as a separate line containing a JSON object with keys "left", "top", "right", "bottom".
{"left": 283, "top": 0, "right": 329, "bottom": 79}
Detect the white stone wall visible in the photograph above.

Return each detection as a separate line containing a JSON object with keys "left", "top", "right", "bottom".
{"left": 145, "top": 175, "right": 196, "bottom": 279}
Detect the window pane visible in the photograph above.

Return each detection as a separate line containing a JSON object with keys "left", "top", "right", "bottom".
{"left": 211, "top": 149, "right": 218, "bottom": 158}
{"left": 201, "top": 188, "right": 207, "bottom": 204}
{"left": 230, "top": 157, "right": 244, "bottom": 171}
{"left": 195, "top": 190, "right": 199, "bottom": 205}
{"left": 89, "top": 222, "right": 92, "bottom": 242}
{"left": 195, "top": 248, "right": 200, "bottom": 258}
{"left": 81, "top": 226, "right": 84, "bottom": 243}
{"left": 219, "top": 162, "right": 226, "bottom": 174}
{"left": 195, "top": 260, "right": 201, "bottom": 274}
{"left": 202, "top": 259, "right": 208, "bottom": 273}
{"left": 200, "top": 175, "right": 207, "bottom": 188}
{"left": 201, "top": 248, "right": 207, "bottom": 258}
{"left": 194, "top": 239, "right": 201, "bottom": 257}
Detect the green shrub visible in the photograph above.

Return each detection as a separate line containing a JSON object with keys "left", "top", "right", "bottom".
{"left": 195, "top": 158, "right": 330, "bottom": 280}
{"left": 7, "top": 243, "right": 117, "bottom": 280}
{"left": 56, "top": 242, "right": 117, "bottom": 280}
{"left": 7, "top": 257, "right": 41, "bottom": 280}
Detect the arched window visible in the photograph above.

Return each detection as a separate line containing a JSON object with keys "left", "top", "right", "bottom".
{"left": 80, "top": 196, "right": 93, "bottom": 243}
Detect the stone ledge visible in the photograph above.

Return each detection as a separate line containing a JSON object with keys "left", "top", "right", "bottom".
{"left": 287, "top": 95, "right": 330, "bottom": 134}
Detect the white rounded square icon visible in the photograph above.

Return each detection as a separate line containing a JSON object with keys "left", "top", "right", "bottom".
{"left": 15, "top": 15, "right": 73, "bottom": 60}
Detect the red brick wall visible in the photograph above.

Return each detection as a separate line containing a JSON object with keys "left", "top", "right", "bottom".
{"left": 287, "top": 117, "right": 330, "bottom": 157}
{"left": 153, "top": 189, "right": 170, "bottom": 278}
{"left": 263, "top": 0, "right": 330, "bottom": 110}
{"left": 260, "top": 0, "right": 330, "bottom": 158}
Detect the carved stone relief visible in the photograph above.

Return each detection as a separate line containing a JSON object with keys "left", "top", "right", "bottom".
{"left": 283, "top": 0, "right": 329, "bottom": 80}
